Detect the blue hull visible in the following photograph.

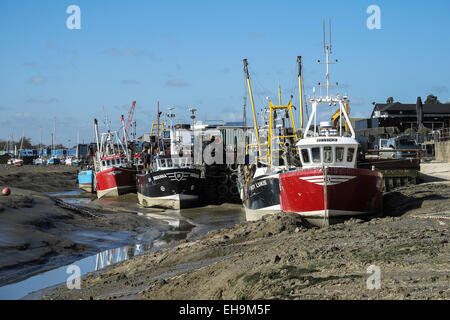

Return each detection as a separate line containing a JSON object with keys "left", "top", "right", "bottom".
{"left": 78, "top": 169, "right": 94, "bottom": 192}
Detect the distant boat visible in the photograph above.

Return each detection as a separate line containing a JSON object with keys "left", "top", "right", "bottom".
{"left": 12, "top": 158, "right": 23, "bottom": 166}
{"left": 78, "top": 169, "right": 94, "bottom": 193}
{"left": 65, "top": 157, "right": 80, "bottom": 166}
{"left": 33, "top": 157, "right": 47, "bottom": 165}
{"left": 48, "top": 157, "right": 60, "bottom": 165}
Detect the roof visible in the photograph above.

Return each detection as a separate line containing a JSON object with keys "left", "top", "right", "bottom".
{"left": 371, "top": 102, "right": 450, "bottom": 117}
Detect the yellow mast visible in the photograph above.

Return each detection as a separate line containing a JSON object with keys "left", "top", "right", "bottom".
{"left": 278, "top": 83, "right": 282, "bottom": 105}
{"left": 297, "top": 56, "right": 304, "bottom": 130}
{"left": 267, "top": 99, "right": 298, "bottom": 165}
{"left": 243, "top": 59, "right": 261, "bottom": 157}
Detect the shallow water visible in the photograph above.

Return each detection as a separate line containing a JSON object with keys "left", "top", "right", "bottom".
{"left": 0, "top": 189, "right": 245, "bottom": 299}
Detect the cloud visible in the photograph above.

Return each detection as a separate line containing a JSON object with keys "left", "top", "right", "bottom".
{"left": 29, "top": 76, "right": 46, "bottom": 85}
{"left": 23, "top": 61, "right": 38, "bottom": 68}
{"left": 46, "top": 40, "right": 78, "bottom": 55}
{"left": 26, "top": 97, "right": 58, "bottom": 104}
{"left": 121, "top": 79, "right": 140, "bottom": 85}
{"left": 250, "top": 33, "right": 266, "bottom": 40}
{"left": 166, "top": 79, "right": 189, "bottom": 88}
{"left": 431, "top": 86, "right": 448, "bottom": 94}
{"left": 103, "top": 48, "right": 146, "bottom": 56}
{"left": 221, "top": 108, "right": 242, "bottom": 122}
{"left": 102, "top": 48, "right": 159, "bottom": 61}
{"left": 15, "top": 113, "right": 32, "bottom": 119}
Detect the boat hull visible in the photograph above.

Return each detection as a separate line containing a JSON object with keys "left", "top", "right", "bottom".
{"left": 78, "top": 170, "right": 94, "bottom": 193}
{"left": 136, "top": 168, "right": 201, "bottom": 209}
{"left": 279, "top": 167, "right": 383, "bottom": 227}
{"left": 96, "top": 166, "right": 136, "bottom": 198}
{"left": 242, "top": 174, "right": 281, "bottom": 221}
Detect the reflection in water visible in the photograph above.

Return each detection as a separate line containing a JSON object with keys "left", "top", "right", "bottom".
{"left": 93, "top": 242, "right": 157, "bottom": 271}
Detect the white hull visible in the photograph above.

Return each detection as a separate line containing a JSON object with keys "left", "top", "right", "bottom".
{"left": 244, "top": 204, "right": 282, "bottom": 221}
{"left": 294, "top": 209, "right": 381, "bottom": 227}
{"left": 97, "top": 185, "right": 135, "bottom": 199}
{"left": 137, "top": 193, "right": 198, "bottom": 210}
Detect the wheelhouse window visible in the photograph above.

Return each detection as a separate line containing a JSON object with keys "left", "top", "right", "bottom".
{"left": 324, "top": 146, "right": 333, "bottom": 163}
{"left": 311, "top": 147, "right": 321, "bottom": 163}
{"left": 102, "top": 161, "right": 106, "bottom": 167}
{"left": 107, "top": 160, "right": 112, "bottom": 166}
{"left": 335, "top": 147, "right": 344, "bottom": 162}
{"left": 301, "top": 149, "right": 310, "bottom": 163}
{"left": 347, "top": 148, "right": 355, "bottom": 162}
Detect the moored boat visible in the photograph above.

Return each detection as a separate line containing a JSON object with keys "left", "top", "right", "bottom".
{"left": 278, "top": 24, "right": 383, "bottom": 227}
{"left": 78, "top": 169, "right": 94, "bottom": 193}
{"left": 238, "top": 59, "right": 300, "bottom": 221}
{"left": 93, "top": 117, "right": 137, "bottom": 199}
{"left": 137, "top": 155, "right": 201, "bottom": 209}
{"left": 12, "top": 158, "right": 23, "bottom": 166}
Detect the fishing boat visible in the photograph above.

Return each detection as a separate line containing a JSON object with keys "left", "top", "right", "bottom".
{"left": 137, "top": 155, "right": 201, "bottom": 209}
{"left": 278, "top": 21, "right": 383, "bottom": 227}
{"left": 136, "top": 102, "right": 201, "bottom": 209}
{"left": 93, "top": 116, "right": 137, "bottom": 198}
{"left": 78, "top": 169, "right": 94, "bottom": 193}
{"left": 238, "top": 59, "right": 300, "bottom": 221}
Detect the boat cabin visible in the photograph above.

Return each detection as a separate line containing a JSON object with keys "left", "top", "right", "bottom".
{"left": 100, "top": 154, "right": 129, "bottom": 169}
{"left": 151, "top": 156, "right": 193, "bottom": 171}
{"left": 297, "top": 136, "right": 359, "bottom": 169}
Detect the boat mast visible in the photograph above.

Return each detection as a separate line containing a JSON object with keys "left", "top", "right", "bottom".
{"left": 76, "top": 128, "right": 79, "bottom": 159}
{"left": 297, "top": 56, "right": 304, "bottom": 130}
{"left": 121, "top": 115, "right": 128, "bottom": 157}
{"left": 40, "top": 127, "right": 43, "bottom": 158}
{"left": 53, "top": 117, "right": 56, "bottom": 157}
{"left": 157, "top": 101, "right": 160, "bottom": 153}
{"left": 304, "top": 18, "right": 355, "bottom": 138}
{"left": 243, "top": 59, "right": 261, "bottom": 158}
{"left": 94, "top": 118, "right": 100, "bottom": 159}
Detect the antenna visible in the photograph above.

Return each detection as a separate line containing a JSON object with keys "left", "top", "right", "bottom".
{"left": 329, "top": 17, "right": 332, "bottom": 54}
{"left": 318, "top": 17, "right": 338, "bottom": 99}
{"left": 323, "top": 18, "right": 326, "bottom": 54}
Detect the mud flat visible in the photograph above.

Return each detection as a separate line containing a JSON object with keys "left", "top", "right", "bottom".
{"left": 42, "top": 182, "right": 450, "bottom": 300}
{"left": 0, "top": 166, "right": 157, "bottom": 287}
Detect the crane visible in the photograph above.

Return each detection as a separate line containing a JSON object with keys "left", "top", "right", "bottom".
{"left": 124, "top": 100, "right": 136, "bottom": 141}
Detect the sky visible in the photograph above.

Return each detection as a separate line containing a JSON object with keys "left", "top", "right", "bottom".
{"left": 0, "top": 0, "right": 449, "bottom": 146}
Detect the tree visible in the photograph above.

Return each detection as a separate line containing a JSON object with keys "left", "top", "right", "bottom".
{"left": 386, "top": 97, "right": 394, "bottom": 104}
{"left": 424, "top": 94, "right": 441, "bottom": 104}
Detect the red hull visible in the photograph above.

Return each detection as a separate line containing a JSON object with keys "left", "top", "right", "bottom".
{"left": 96, "top": 166, "right": 136, "bottom": 198}
{"left": 279, "top": 167, "right": 383, "bottom": 226}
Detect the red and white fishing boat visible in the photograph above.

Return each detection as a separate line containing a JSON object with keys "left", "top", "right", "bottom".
{"left": 93, "top": 116, "right": 137, "bottom": 198}
{"left": 279, "top": 22, "right": 383, "bottom": 227}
